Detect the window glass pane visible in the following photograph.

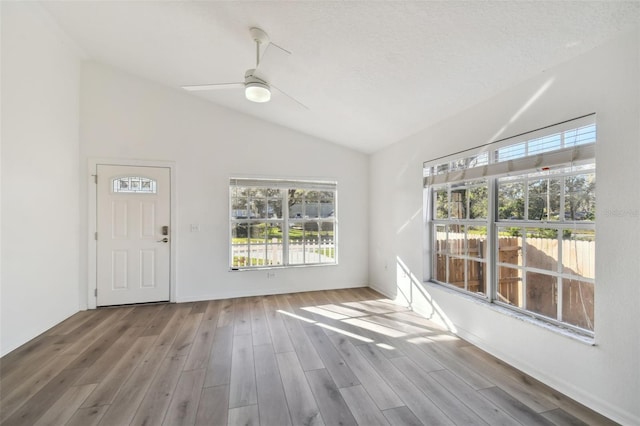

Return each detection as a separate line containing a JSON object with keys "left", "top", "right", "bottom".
{"left": 525, "top": 228, "right": 558, "bottom": 272}
{"left": 447, "top": 224, "right": 466, "bottom": 256}
{"left": 468, "top": 226, "right": 487, "bottom": 259}
{"left": 249, "top": 223, "right": 267, "bottom": 242}
{"left": 562, "top": 229, "right": 595, "bottom": 279}
{"left": 232, "top": 246, "right": 249, "bottom": 268}
{"left": 250, "top": 244, "right": 266, "bottom": 267}
{"left": 303, "top": 220, "right": 319, "bottom": 236}
{"left": 434, "top": 188, "right": 448, "bottom": 219}
{"left": 435, "top": 224, "right": 447, "bottom": 252}
{"left": 467, "top": 260, "right": 486, "bottom": 294}
{"left": 305, "top": 190, "right": 320, "bottom": 201}
{"left": 469, "top": 184, "right": 488, "bottom": 219}
{"left": 450, "top": 186, "right": 467, "bottom": 219}
{"left": 305, "top": 201, "right": 320, "bottom": 218}
{"left": 497, "top": 267, "right": 523, "bottom": 307}
{"left": 319, "top": 191, "right": 335, "bottom": 218}
{"left": 231, "top": 218, "right": 249, "bottom": 267}
{"left": 264, "top": 223, "right": 283, "bottom": 266}
{"left": 496, "top": 142, "right": 525, "bottom": 161}
{"left": 289, "top": 189, "right": 304, "bottom": 218}
{"left": 527, "top": 178, "right": 560, "bottom": 221}
{"left": 245, "top": 193, "right": 264, "bottom": 219}
{"left": 436, "top": 163, "right": 449, "bottom": 174}
{"left": 564, "top": 173, "right": 595, "bottom": 221}
{"left": 468, "top": 152, "right": 489, "bottom": 168}
{"left": 526, "top": 272, "right": 557, "bottom": 320}
{"left": 266, "top": 188, "right": 281, "bottom": 198}
{"left": 240, "top": 199, "right": 257, "bottom": 218}
{"left": 497, "top": 227, "right": 523, "bottom": 267}
{"left": 319, "top": 222, "right": 335, "bottom": 263}
{"left": 232, "top": 197, "right": 248, "bottom": 218}
{"left": 528, "top": 133, "right": 561, "bottom": 155}
{"left": 266, "top": 223, "right": 283, "bottom": 241}
{"left": 435, "top": 254, "right": 447, "bottom": 282}
{"left": 268, "top": 199, "right": 282, "bottom": 219}
{"left": 564, "top": 124, "right": 596, "bottom": 146}
{"left": 498, "top": 180, "right": 524, "bottom": 220}
{"left": 434, "top": 224, "right": 447, "bottom": 282}
{"left": 236, "top": 186, "right": 249, "bottom": 197}
{"left": 562, "top": 279, "right": 594, "bottom": 331}
{"left": 447, "top": 256, "right": 465, "bottom": 289}
{"left": 266, "top": 244, "right": 283, "bottom": 266}
{"left": 231, "top": 223, "right": 248, "bottom": 240}
{"left": 304, "top": 238, "right": 320, "bottom": 264}
{"left": 320, "top": 221, "right": 335, "bottom": 239}
{"left": 265, "top": 223, "right": 283, "bottom": 266}
{"left": 288, "top": 223, "right": 304, "bottom": 265}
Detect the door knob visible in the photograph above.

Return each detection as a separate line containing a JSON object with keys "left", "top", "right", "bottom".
{"left": 157, "top": 237, "right": 169, "bottom": 243}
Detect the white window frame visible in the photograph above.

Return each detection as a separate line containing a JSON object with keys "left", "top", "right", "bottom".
{"left": 424, "top": 115, "right": 596, "bottom": 336}
{"left": 229, "top": 178, "right": 338, "bottom": 270}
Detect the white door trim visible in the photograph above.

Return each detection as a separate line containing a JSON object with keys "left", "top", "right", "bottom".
{"left": 88, "top": 158, "right": 177, "bottom": 309}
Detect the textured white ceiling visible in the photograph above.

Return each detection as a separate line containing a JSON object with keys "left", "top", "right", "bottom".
{"left": 41, "top": 1, "right": 639, "bottom": 153}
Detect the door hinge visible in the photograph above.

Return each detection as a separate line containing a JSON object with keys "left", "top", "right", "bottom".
{"left": 95, "top": 288, "right": 98, "bottom": 297}
{"left": 94, "top": 232, "right": 98, "bottom": 240}
{"left": 93, "top": 174, "right": 98, "bottom": 184}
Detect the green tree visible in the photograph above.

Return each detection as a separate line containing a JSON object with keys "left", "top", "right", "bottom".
{"left": 527, "top": 178, "right": 560, "bottom": 221}
{"left": 565, "top": 174, "right": 595, "bottom": 220}
{"left": 498, "top": 181, "right": 524, "bottom": 220}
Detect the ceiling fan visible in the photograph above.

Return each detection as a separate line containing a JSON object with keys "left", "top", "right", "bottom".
{"left": 182, "top": 27, "right": 306, "bottom": 108}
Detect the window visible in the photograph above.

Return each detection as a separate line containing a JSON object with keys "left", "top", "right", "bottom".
{"left": 424, "top": 115, "right": 596, "bottom": 335}
{"left": 229, "top": 178, "right": 337, "bottom": 269}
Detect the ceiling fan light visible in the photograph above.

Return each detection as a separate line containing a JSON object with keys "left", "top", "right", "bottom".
{"left": 245, "top": 82, "right": 271, "bottom": 103}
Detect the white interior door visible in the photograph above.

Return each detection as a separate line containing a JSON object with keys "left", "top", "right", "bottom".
{"left": 96, "top": 165, "right": 171, "bottom": 306}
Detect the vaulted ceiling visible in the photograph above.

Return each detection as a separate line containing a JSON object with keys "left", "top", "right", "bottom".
{"left": 42, "top": 1, "right": 640, "bottom": 153}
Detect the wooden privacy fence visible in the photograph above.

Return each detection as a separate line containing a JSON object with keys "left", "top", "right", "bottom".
{"left": 436, "top": 234, "right": 595, "bottom": 330}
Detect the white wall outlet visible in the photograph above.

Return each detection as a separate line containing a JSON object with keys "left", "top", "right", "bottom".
{"left": 190, "top": 224, "right": 200, "bottom": 232}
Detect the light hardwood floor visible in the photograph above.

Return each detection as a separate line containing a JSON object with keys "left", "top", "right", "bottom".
{"left": 0, "top": 287, "right": 616, "bottom": 426}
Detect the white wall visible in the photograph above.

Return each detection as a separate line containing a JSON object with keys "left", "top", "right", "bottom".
{"left": 1, "top": 3, "right": 82, "bottom": 356}
{"left": 79, "top": 62, "right": 369, "bottom": 306}
{"left": 370, "top": 28, "right": 640, "bottom": 424}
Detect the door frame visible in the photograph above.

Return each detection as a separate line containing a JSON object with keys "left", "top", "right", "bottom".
{"left": 88, "top": 158, "right": 177, "bottom": 309}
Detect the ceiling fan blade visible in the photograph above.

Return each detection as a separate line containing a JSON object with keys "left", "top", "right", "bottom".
{"left": 182, "top": 82, "right": 244, "bottom": 91}
{"left": 254, "top": 42, "right": 292, "bottom": 82}
{"left": 266, "top": 41, "right": 291, "bottom": 56}
{"left": 272, "top": 84, "right": 309, "bottom": 110}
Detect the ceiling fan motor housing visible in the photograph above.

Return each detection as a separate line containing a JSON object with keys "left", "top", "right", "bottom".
{"left": 244, "top": 69, "right": 271, "bottom": 102}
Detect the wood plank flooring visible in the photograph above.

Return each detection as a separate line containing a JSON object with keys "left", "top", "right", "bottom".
{"left": 0, "top": 287, "right": 616, "bottom": 426}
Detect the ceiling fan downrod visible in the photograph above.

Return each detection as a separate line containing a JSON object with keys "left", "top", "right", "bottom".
{"left": 250, "top": 27, "right": 269, "bottom": 68}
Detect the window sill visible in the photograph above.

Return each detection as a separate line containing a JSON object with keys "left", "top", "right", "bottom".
{"left": 230, "top": 262, "right": 338, "bottom": 272}
{"left": 425, "top": 281, "right": 596, "bottom": 346}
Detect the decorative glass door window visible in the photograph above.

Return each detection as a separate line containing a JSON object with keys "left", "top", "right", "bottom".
{"left": 112, "top": 177, "right": 157, "bottom": 193}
